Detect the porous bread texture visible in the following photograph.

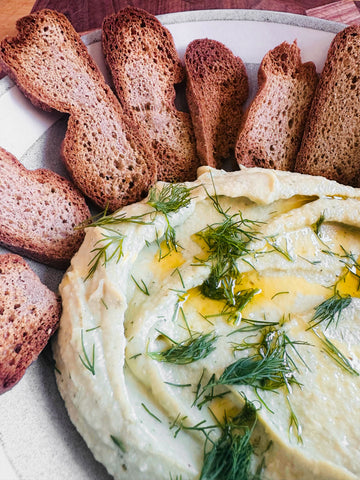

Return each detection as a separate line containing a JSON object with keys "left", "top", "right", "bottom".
{"left": 0, "top": 9, "right": 156, "bottom": 211}
{"left": 295, "top": 26, "right": 360, "bottom": 186}
{"left": 102, "top": 7, "right": 200, "bottom": 182}
{"left": 235, "top": 41, "right": 318, "bottom": 171}
{"left": 0, "top": 253, "right": 60, "bottom": 394}
{"left": 0, "top": 147, "right": 90, "bottom": 269}
{"left": 185, "top": 38, "right": 249, "bottom": 169}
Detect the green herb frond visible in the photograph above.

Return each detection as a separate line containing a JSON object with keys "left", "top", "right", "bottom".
{"left": 192, "top": 372, "right": 230, "bottom": 410}
{"left": 79, "top": 329, "right": 95, "bottom": 376}
{"left": 80, "top": 204, "right": 150, "bottom": 230}
{"left": 337, "top": 246, "right": 360, "bottom": 289}
{"left": 148, "top": 183, "right": 194, "bottom": 258}
{"left": 314, "top": 330, "right": 359, "bottom": 376}
{"left": 110, "top": 435, "right": 126, "bottom": 453}
{"left": 148, "top": 331, "right": 217, "bottom": 365}
{"left": 265, "top": 235, "right": 293, "bottom": 261}
{"left": 131, "top": 275, "right": 150, "bottom": 296}
{"left": 195, "top": 186, "right": 263, "bottom": 313}
{"left": 85, "top": 228, "right": 125, "bottom": 280}
{"left": 311, "top": 212, "right": 325, "bottom": 238}
{"left": 286, "top": 396, "right": 303, "bottom": 444}
{"left": 199, "top": 402, "right": 258, "bottom": 480}
{"left": 147, "top": 183, "right": 194, "bottom": 215}
{"left": 220, "top": 288, "right": 261, "bottom": 325}
{"left": 171, "top": 393, "right": 258, "bottom": 480}
{"left": 141, "top": 403, "right": 162, "bottom": 423}
{"left": 308, "top": 290, "right": 352, "bottom": 330}
{"left": 215, "top": 329, "right": 304, "bottom": 393}
{"left": 228, "top": 318, "right": 280, "bottom": 334}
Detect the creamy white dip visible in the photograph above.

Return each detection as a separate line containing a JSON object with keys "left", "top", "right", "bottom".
{"left": 54, "top": 167, "right": 360, "bottom": 480}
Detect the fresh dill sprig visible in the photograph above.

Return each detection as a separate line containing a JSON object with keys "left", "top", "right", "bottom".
{"left": 337, "top": 246, "right": 360, "bottom": 289}
{"left": 148, "top": 183, "right": 194, "bottom": 258}
{"left": 171, "top": 267, "right": 185, "bottom": 288}
{"left": 220, "top": 288, "right": 261, "bottom": 325}
{"left": 85, "top": 228, "right": 125, "bottom": 280}
{"left": 196, "top": 176, "right": 263, "bottom": 307}
{"left": 141, "top": 403, "right": 162, "bottom": 423}
{"left": 308, "top": 290, "right": 352, "bottom": 330}
{"left": 131, "top": 275, "right": 150, "bottom": 296}
{"left": 164, "top": 381, "right": 192, "bottom": 388}
{"left": 197, "top": 212, "right": 261, "bottom": 282}
{"left": 194, "top": 329, "right": 306, "bottom": 411}
{"left": 227, "top": 318, "right": 279, "bottom": 334}
{"left": 78, "top": 204, "right": 150, "bottom": 230}
{"left": 314, "top": 330, "right": 359, "bottom": 376}
{"left": 213, "top": 329, "right": 304, "bottom": 393}
{"left": 83, "top": 204, "right": 151, "bottom": 279}
{"left": 170, "top": 290, "right": 188, "bottom": 323}
{"left": 110, "top": 435, "right": 126, "bottom": 453}
{"left": 199, "top": 402, "right": 258, "bottom": 480}
{"left": 265, "top": 235, "right": 293, "bottom": 261}
{"left": 192, "top": 372, "right": 230, "bottom": 410}
{"left": 147, "top": 183, "right": 194, "bottom": 215}
{"left": 170, "top": 395, "right": 258, "bottom": 480}
{"left": 79, "top": 329, "right": 95, "bottom": 376}
{"left": 311, "top": 212, "right": 325, "bottom": 238}
{"left": 148, "top": 331, "right": 217, "bottom": 365}
{"left": 286, "top": 396, "right": 303, "bottom": 444}
{"left": 202, "top": 285, "right": 261, "bottom": 326}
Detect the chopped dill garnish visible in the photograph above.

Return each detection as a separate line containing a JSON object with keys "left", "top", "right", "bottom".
{"left": 131, "top": 275, "right": 150, "bottom": 296}
{"left": 171, "top": 397, "right": 258, "bottom": 480}
{"left": 110, "top": 435, "right": 126, "bottom": 453}
{"left": 337, "top": 246, "right": 360, "bottom": 290}
{"left": 314, "top": 330, "right": 359, "bottom": 376}
{"left": 298, "top": 255, "right": 322, "bottom": 265}
{"left": 85, "top": 228, "right": 125, "bottom": 280}
{"left": 265, "top": 235, "right": 293, "bottom": 261}
{"left": 171, "top": 267, "right": 185, "bottom": 288}
{"left": 101, "top": 298, "right": 109, "bottom": 309}
{"left": 213, "top": 329, "right": 305, "bottom": 393}
{"left": 148, "top": 183, "right": 194, "bottom": 258}
{"left": 199, "top": 402, "right": 257, "bottom": 480}
{"left": 311, "top": 212, "right": 325, "bottom": 237}
{"left": 194, "top": 328, "right": 308, "bottom": 412}
{"left": 78, "top": 204, "right": 150, "bottom": 230}
{"left": 308, "top": 290, "right": 352, "bottom": 330}
{"left": 192, "top": 372, "right": 230, "bottom": 410}
{"left": 170, "top": 290, "right": 188, "bottom": 322}
{"left": 141, "top": 403, "right": 162, "bottom": 423}
{"left": 221, "top": 288, "right": 261, "bottom": 325}
{"left": 85, "top": 325, "right": 100, "bottom": 332}
{"left": 197, "top": 213, "right": 261, "bottom": 288}
{"left": 195, "top": 176, "right": 263, "bottom": 309}
{"left": 227, "top": 318, "right": 279, "bottom": 334}
{"left": 164, "top": 381, "right": 192, "bottom": 388}
{"left": 286, "top": 396, "right": 303, "bottom": 444}
{"left": 147, "top": 183, "right": 194, "bottom": 215}
{"left": 79, "top": 329, "right": 95, "bottom": 376}
{"left": 81, "top": 185, "right": 193, "bottom": 277}
{"left": 202, "top": 285, "right": 261, "bottom": 326}
{"left": 271, "top": 291, "right": 289, "bottom": 300}
{"left": 148, "top": 331, "right": 217, "bottom": 365}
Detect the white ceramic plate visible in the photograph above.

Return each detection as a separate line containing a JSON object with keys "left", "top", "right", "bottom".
{"left": 0, "top": 9, "right": 346, "bottom": 480}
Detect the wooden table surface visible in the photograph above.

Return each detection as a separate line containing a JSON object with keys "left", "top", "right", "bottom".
{"left": 1, "top": 0, "right": 360, "bottom": 43}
